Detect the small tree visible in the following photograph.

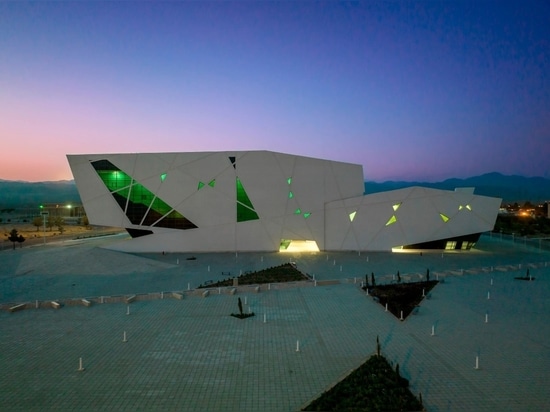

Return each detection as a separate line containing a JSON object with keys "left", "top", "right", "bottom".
{"left": 8, "top": 229, "right": 20, "bottom": 250}
{"left": 32, "top": 217, "right": 43, "bottom": 232}
{"left": 426, "top": 268, "right": 430, "bottom": 282}
{"left": 371, "top": 272, "right": 376, "bottom": 287}
{"left": 364, "top": 274, "right": 369, "bottom": 288}
{"left": 376, "top": 335, "right": 381, "bottom": 356}
{"left": 82, "top": 215, "right": 90, "bottom": 229}
{"left": 54, "top": 216, "right": 65, "bottom": 234}
{"left": 397, "top": 270, "right": 401, "bottom": 283}
{"left": 17, "top": 234, "right": 25, "bottom": 248}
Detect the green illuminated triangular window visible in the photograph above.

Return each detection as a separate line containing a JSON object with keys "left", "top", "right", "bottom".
{"left": 459, "top": 205, "right": 463, "bottom": 210}
{"left": 198, "top": 181, "right": 205, "bottom": 190}
{"left": 236, "top": 178, "right": 255, "bottom": 210}
{"left": 303, "top": 212, "right": 311, "bottom": 219}
{"left": 385, "top": 215, "right": 397, "bottom": 226}
{"left": 349, "top": 211, "right": 357, "bottom": 222}
{"left": 392, "top": 203, "right": 401, "bottom": 211}
{"left": 466, "top": 205, "right": 472, "bottom": 211}
{"left": 440, "top": 213, "right": 449, "bottom": 222}
{"left": 236, "top": 178, "right": 258, "bottom": 222}
{"left": 208, "top": 179, "right": 216, "bottom": 188}
{"left": 294, "top": 208, "right": 301, "bottom": 215}
{"left": 289, "top": 191, "right": 294, "bottom": 199}
{"left": 287, "top": 177, "right": 292, "bottom": 185}
{"left": 237, "top": 203, "right": 259, "bottom": 222}
{"left": 160, "top": 173, "right": 167, "bottom": 182}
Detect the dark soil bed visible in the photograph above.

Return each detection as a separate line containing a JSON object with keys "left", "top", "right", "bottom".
{"left": 198, "top": 263, "right": 309, "bottom": 288}
{"left": 230, "top": 313, "right": 255, "bottom": 319}
{"left": 364, "top": 280, "right": 439, "bottom": 320}
{"left": 302, "top": 354, "right": 424, "bottom": 411}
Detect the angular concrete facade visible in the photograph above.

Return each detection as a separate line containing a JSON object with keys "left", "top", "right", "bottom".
{"left": 67, "top": 151, "right": 501, "bottom": 253}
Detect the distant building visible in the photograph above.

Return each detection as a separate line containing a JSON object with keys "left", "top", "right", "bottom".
{"left": 67, "top": 151, "right": 501, "bottom": 253}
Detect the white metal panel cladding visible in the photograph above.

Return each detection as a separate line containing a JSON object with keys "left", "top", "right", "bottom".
{"left": 67, "top": 151, "right": 500, "bottom": 252}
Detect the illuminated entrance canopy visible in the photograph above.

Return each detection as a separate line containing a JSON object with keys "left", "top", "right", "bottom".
{"left": 67, "top": 151, "right": 501, "bottom": 253}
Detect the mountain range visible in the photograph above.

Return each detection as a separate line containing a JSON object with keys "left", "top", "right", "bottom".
{"left": 364, "top": 172, "right": 550, "bottom": 204}
{"left": 1, "top": 173, "right": 549, "bottom": 208}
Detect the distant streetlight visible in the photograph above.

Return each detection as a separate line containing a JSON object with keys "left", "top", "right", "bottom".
{"left": 40, "top": 208, "right": 49, "bottom": 245}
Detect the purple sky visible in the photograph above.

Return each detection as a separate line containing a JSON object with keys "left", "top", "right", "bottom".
{"left": 1, "top": 1, "right": 549, "bottom": 182}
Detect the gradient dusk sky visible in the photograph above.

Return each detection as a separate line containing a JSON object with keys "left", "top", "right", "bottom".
{"left": 1, "top": 1, "right": 549, "bottom": 183}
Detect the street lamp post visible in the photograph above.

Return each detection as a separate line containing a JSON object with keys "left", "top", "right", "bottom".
{"left": 41, "top": 210, "right": 49, "bottom": 245}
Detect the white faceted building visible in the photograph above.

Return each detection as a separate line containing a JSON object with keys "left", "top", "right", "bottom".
{"left": 67, "top": 151, "right": 501, "bottom": 253}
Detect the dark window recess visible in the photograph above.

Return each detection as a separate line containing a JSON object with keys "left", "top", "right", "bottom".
{"left": 141, "top": 208, "right": 164, "bottom": 226}
{"left": 112, "top": 192, "right": 128, "bottom": 211}
{"left": 155, "top": 210, "right": 197, "bottom": 230}
{"left": 126, "top": 228, "right": 153, "bottom": 238}
{"left": 91, "top": 159, "right": 118, "bottom": 171}
{"left": 403, "top": 233, "right": 482, "bottom": 250}
{"left": 125, "top": 199, "right": 150, "bottom": 225}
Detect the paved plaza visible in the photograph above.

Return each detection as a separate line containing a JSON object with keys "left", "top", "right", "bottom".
{"left": 1, "top": 233, "right": 549, "bottom": 411}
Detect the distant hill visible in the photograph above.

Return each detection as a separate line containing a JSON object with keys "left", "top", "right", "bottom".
{"left": 0, "top": 180, "right": 80, "bottom": 208}
{"left": 1, "top": 172, "right": 549, "bottom": 208}
{"left": 365, "top": 173, "right": 550, "bottom": 203}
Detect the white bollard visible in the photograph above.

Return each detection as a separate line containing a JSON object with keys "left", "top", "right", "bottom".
{"left": 485, "top": 313, "right": 489, "bottom": 323}
{"left": 385, "top": 303, "right": 388, "bottom": 312}
{"left": 400, "top": 310, "right": 404, "bottom": 321}
{"left": 126, "top": 305, "right": 130, "bottom": 315}
{"left": 366, "top": 256, "right": 369, "bottom": 262}
{"left": 333, "top": 259, "right": 336, "bottom": 266}
{"left": 248, "top": 306, "right": 251, "bottom": 314}
{"left": 354, "top": 277, "right": 356, "bottom": 283}
{"left": 490, "top": 278, "right": 493, "bottom": 285}
{"left": 312, "top": 274, "right": 315, "bottom": 280}
{"left": 431, "top": 325, "right": 435, "bottom": 336}
{"left": 366, "top": 288, "right": 369, "bottom": 295}
{"left": 187, "top": 283, "right": 190, "bottom": 291}
{"left": 100, "top": 296, "right": 104, "bottom": 304}
{"left": 218, "top": 288, "right": 221, "bottom": 294}
{"left": 244, "top": 296, "right": 247, "bottom": 305}
{"left": 240, "top": 270, "right": 242, "bottom": 275}
{"left": 35, "top": 300, "right": 39, "bottom": 309}
{"left": 314, "top": 280, "right": 317, "bottom": 287}
{"left": 268, "top": 283, "right": 271, "bottom": 290}
{"left": 176, "top": 258, "right": 179, "bottom": 265}
{"left": 123, "top": 331, "right": 127, "bottom": 342}
{"left": 78, "top": 357, "right": 85, "bottom": 372}
{"left": 161, "top": 292, "right": 164, "bottom": 299}
{"left": 475, "top": 356, "right": 480, "bottom": 370}
{"left": 296, "top": 340, "right": 300, "bottom": 352}
{"left": 487, "top": 291, "right": 491, "bottom": 300}
{"left": 422, "top": 288, "right": 425, "bottom": 297}
{"left": 261, "top": 256, "right": 263, "bottom": 262}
